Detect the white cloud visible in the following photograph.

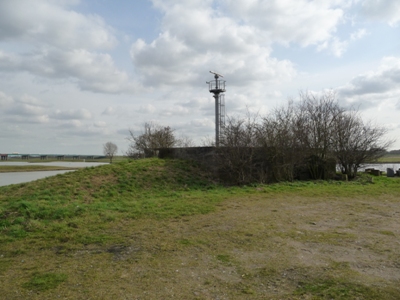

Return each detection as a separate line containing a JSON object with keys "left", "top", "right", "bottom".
{"left": 52, "top": 108, "right": 92, "bottom": 120}
{"left": 60, "top": 119, "right": 83, "bottom": 129}
{"left": 7, "top": 103, "right": 45, "bottom": 117}
{"left": 18, "top": 94, "right": 44, "bottom": 105}
{"left": 350, "top": 28, "right": 367, "bottom": 40}
{"left": 317, "top": 37, "right": 348, "bottom": 57}
{"left": 0, "top": 91, "right": 95, "bottom": 126}
{"left": 0, "top": 0, "right": 116, "bottom": 49}
{"left": 1, "top": 93, "right": 50, "bottom": 124}
{"left": 0, "top": 48, "right": 141, "bottom": 94}
{"left": 160, "top": 105, "right": 190, "bottom": 117}
{"left": 94, "top": 121, "right": 107, "bottom": 128}
{"left": 339, "top": 56, "right": 400, "bottom": 95}
{"left": 102, "top": 107, "right": 115, "bottom": 116}
{"left": 3, "top": 113, "right": 50, "bottom": 124}
{"left": 361, "top": 0, "right": 400, "bottom": 26}
{"left": 337, "top": 56, "right": 400, "bottom": 109}
{"left": 0, "top": 91, "right": 13, "bottom": 106}
{"left": 0, "top": 0, "right": 142, "bottom": 94}
{"left": 190, "top": 118, "right": 214, "bottom": 127}
{"left": 221, "top": 0, "right": 344, "bottom": 47}
{"left": 132, "top": 1, "right": 297, "bottom": 89}
{"left": 0, "top": 51, "right": 20, "bottom": 71}
{"left": 138, "top": 104, "right": 156, "bottom": 114}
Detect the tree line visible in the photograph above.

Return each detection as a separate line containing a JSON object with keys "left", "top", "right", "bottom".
{"left": 124, "top": 91, "right": 393, "bottom": 183}
{"left": 217, "top": 91, "right": 392, "bottom": 183}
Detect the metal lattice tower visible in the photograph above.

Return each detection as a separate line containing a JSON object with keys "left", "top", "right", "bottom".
{"left": 207, "top": 71, "right": 226, "bottom": 147}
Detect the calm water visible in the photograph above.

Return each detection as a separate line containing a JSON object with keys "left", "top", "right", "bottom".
{"left": 0, "top": 161, "right": 108, "bottom": 168}
{"left": 359, "top": 163, "right": 400, "bottom": 171}
{"left": 0, "top": 170, "right": 74, "bottom": 187}
{"left": 0, "top": 162, "right": 108, "bottom": 187}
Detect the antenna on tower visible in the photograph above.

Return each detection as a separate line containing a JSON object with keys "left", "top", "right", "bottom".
{"left": 209, "top": 70, "right": 224, "bottom": 78}
{"left": 207, "top": 71, "right": 226, "bottom": 147}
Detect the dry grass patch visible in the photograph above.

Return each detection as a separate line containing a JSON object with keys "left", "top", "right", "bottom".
{"left": 2, "top": 192, "right": 399, "bottom": 299}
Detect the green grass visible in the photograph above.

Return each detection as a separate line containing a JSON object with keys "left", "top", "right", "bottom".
{"left": 0, "top": 158, "right": 222, "bottom": 245}
{"left": 216, "top": 254, "right": 232, "bottom": 264}
{"left": 294, "top": 277, "right": 400, "bottom": 299}
{"left": 0, "top": 158, "right": 399, "bottom": 299}
{"left": 23, "top": 272, "right": 68, "bottom": 291}
{"left": 377, "top": 154, "right": 400, "bottom": 163}
{"left": 295, "top": 279, "right": 375, "bottom": 299}
{"left": 0, "top": 159, "right": 398, "bottom": 246}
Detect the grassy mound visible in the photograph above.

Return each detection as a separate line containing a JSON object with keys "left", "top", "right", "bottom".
{"left": 0, "top": 158, "right": 220, "bottom": 244}
{"left": 1, "top": 158, "right": 399, "bottom": 246}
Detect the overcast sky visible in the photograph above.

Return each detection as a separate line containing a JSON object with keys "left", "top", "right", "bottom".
{"left": 0, "top": 0, "right": 399, "bottom": 155}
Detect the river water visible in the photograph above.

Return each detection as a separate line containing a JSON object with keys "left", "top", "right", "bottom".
{"left": 0, "top": 161, "right": 108, "bottom": 168}
{"left": 358, "top": 163, "right": 400, "bottom": 172}
{"left": 0, "top": 170, "right": 75, "bottom": 187}
{"left": 0, "top": 162, "right": 108, "bottom": 187}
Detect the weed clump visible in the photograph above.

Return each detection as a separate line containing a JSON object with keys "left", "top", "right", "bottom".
{"left": 23, "top": 272, "right": 67, "bottom": 291}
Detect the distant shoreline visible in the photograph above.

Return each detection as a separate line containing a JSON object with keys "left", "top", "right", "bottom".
{"left": 0, "top": 165, "right": 79, "bottom": 173}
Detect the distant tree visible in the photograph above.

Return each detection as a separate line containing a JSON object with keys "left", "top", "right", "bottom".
{"left": 200, "top": 135, "right": 215, "bottom": 147}
{"left": 126, "top": 122, "right": 178, "bottom": 158}
{"left": 103, "top": 142, "right": 118, "bottom": 163}
{"left": 388, "top": 149, "right": 400, "bottom": 155}
{"left": 176, "top": 134, "right": 195, "bottom": 148}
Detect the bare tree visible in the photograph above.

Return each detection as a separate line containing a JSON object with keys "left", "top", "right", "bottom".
{"left": 258, "top": 101, "right": 303, "bottom": 181}
{"left": 103, "top": 142, "right": 118, "bottom": 163}
{"left": 176, "top": 134, "right": 195, "bottom": 148}
{"left": 218, "top": 113, "right": 262, "bottom": 184}
{"left": 332, "top": 111, "right": 393, "bottom": 178}
{"left": 126, "top": 122, "right": 178, "bottom": 158}
{"left": 214, "top": 90, "right": 394, "bottom": 183}
{"left": 200, "top": 135, "right": 215, "bottom": 147}
{"left": 293, "top": 91, "right": 343, "bottom": 179}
